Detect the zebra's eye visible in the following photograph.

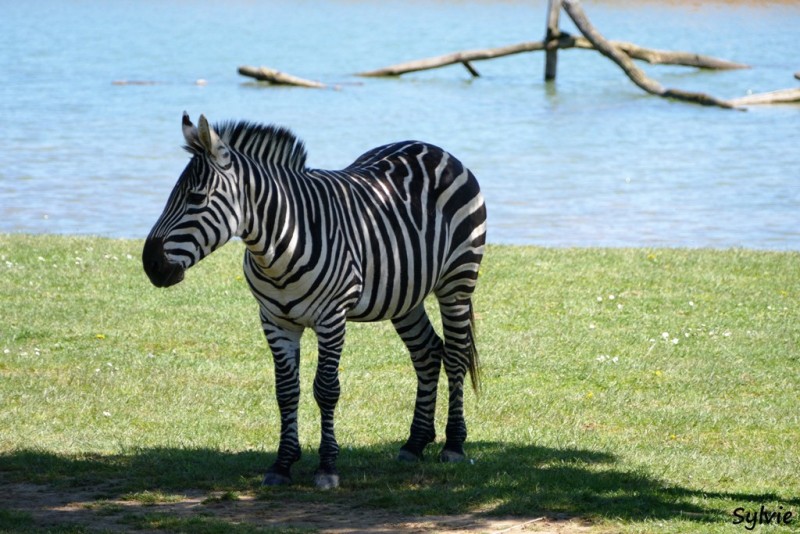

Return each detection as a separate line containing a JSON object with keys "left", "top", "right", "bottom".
{"left": 187, "top": 191, "right": 206, "bottom": 205}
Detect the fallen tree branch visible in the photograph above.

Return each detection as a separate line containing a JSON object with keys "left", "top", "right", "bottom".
{"left": 569, "top": 37, "right": 747, "bottom": 69}
{"left": 357, "top": 34, "right": 747, "bottom": 78}
{"left": 358, "top": 41, "right": 549, "bottom": 77}
{"left": 728, "top": 87, "right": 800, "bottom": 106}
{"left": 238, "top": 65, "right": 326, "bottom": 88}
{"left": 457, "top": 61, "right": 479, "bottom": 77}
{"left": 112, "top": 80, "right": 159, "bottom": 86}
{"left": 562, "top": 0, "right": 736, "bottom": 109}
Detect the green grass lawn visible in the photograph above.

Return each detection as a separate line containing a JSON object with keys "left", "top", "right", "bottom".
{"left": 1, "top": 234, "right": 798, "bottom": 533}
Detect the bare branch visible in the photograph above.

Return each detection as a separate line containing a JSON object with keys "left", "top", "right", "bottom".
{"left": 238, "top": 66, "right": 326, "bottom": 88}
{"left": 562, "top": 0, "right": 736, "bottom": 109}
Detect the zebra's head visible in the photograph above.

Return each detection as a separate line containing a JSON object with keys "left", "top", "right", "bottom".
{"left": 142, "top": 113, "right": 242, "bottom": 287}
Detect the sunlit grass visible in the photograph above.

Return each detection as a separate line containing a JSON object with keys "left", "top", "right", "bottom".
{"left": 1, "top": 234, "right": 799, "bottom": 533}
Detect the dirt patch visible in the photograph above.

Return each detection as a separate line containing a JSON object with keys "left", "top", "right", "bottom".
{"left": 0, "top": 482, "right": 596, "bottom": 533}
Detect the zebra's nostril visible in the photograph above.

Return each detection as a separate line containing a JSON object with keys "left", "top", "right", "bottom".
{"left": 142, "top": 237, "right": 168, "bottom": 282}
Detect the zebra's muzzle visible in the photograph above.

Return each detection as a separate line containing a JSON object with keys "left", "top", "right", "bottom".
{"left": 142, "top": 237, "right": 186, "bottom": 288}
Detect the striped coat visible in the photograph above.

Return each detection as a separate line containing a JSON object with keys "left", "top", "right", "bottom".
{"left": 143, "top": 114, "right": 486, "bottom": 488}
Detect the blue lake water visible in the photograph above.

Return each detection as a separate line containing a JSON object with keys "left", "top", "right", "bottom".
{"left": 1, "top": 0, "right": 798, "bottom": 249}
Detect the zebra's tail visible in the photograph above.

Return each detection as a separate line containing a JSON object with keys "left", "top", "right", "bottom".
{"left": 467, "top": 302, "right": 481, "bottom": 396}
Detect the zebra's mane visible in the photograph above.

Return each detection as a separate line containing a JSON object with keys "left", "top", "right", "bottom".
{"left": 186, "top": 120, "right": 308, "bottom": 171}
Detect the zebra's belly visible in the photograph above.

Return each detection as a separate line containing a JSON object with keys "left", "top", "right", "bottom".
{"left": 346, "top": 265, "right": 438, "bottom": 322}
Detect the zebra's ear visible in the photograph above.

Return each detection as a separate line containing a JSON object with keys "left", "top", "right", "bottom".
{"left": 198, "top": 114, "right": 230, "bottom": 165}
{"left": 182, "top": 112, "right": 198, "bottom": 147}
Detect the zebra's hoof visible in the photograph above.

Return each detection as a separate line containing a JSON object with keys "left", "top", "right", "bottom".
{"left": 397, "top": 448, "right": 423, "bottom": 463}
{"left": 262, "top": 471, "right": 292, "bottom": 487}
{"left": 313, "top": 471, "right": 340, "bottom": 490}
{"left": 438, "top": 448, "right": 467, "bottom": 463}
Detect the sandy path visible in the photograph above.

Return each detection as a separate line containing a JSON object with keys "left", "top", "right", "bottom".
{"left": 0, "top": 481, "right": 597, "bottom": 533}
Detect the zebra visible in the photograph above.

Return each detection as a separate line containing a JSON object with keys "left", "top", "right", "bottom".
{"left": 142, "top": 113, "right": 487, "bottom": 489}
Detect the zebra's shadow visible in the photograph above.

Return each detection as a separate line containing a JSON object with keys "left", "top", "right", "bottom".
{"left": 0, "top": 443, "right": 794, "bottom": 525}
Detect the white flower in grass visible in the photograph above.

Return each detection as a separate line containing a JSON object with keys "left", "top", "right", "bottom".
{"left": 102, "top": 411, "right": 112, "bottom": 417}
{"left": 661, "top": 332, "right": 670, "bottom": 340}
{"left": 596, "top": 355, "right": 619, "bottom": 364}
{"left": 671, "top": 338, "right": 679, "bottom": 345}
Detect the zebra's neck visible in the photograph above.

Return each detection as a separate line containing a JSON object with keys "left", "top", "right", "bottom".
{"left": 209, "top": 121, "right": 310, "bottom": 276}
{"left": 240, "top": 163, "right": 310, "bottom": 280}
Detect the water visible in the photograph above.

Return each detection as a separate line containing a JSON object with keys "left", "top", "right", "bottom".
{"left": 1, "top": 0, "right": 798, "bottom": 249}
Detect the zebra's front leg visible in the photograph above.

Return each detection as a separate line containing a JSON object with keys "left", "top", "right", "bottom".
{"left": 392, "top": 306, "right": 443, "bottom": 462}
{"left": 312, "top": 317, "right": 346, "bottom": 489}
{"left": 262, "top": 322, "right": 304, "bottom": 486}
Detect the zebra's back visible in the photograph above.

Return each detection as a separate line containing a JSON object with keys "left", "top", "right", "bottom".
{"left": 330, "top": 141, "right": 486, "bottom": 322}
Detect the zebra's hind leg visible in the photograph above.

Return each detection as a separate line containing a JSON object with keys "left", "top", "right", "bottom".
{"left": 262, "top": 321, "right": 304, "bottom": 486}
{"left": 392, "top": 304, "right": 444, "bottom": 462}
{"left": 437, "top": 297, "right": 479, "bottom": 463}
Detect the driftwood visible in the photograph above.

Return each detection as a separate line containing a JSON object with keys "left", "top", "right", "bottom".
{"left": 237, "top": 1, "right": 793, "bottom": 107}
{"left": 112, "top": 80, "right": 159, "bottom": 86}
{"left": 561, "top": 0, "right": 736, "bottom": 109}
{"left": 357, "top": 35, "right": 746, "bottom": 78}
{"left": 238, "top": 65, "right": 326, "bottom": 88}
{"left": 358, "top": 41, "right": 549, "bottom": 77}
{"left": 569, "top": 38, "right": 747, "bottom": 69}
{"left": 728, "top": 88, "right": 800, "bottom": 107}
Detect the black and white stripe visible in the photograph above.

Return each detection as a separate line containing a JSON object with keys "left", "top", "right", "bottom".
{"left": 143, "top": 113, "right": 486, "bottom": 488}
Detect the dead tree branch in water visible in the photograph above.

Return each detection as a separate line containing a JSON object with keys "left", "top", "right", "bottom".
{"left": 561, "top": 0, "right": 736, "bottom": 109}
{"left": 358, "top": 41, "right": 550, "bottom": 77}
{"left": 357, "top": 35, "right": 746, "bottom": 78}
{"left": 238, "top": 2, "right": 797, "bottom": 108}
{"left": 238, "top": 65, "right": 327, "bottom": 88}
{"left": 728, "top": 88, "right": 800, "bottom": 107}
{"left": 569, "top": 38, "right": 747, "bottom": 70}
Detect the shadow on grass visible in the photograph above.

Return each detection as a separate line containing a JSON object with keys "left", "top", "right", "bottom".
{"left": 1, "top": 442, "right": 796, "bottom": 525}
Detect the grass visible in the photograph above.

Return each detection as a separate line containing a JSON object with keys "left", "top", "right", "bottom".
{"left": 1, "top": 234, "right": 798, "bottom": 532}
